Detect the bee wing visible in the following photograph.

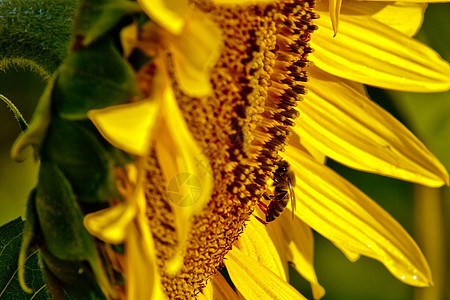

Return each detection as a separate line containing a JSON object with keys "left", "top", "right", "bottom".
{"left": 288, "top": 179, "right": 296, "bottom": 219}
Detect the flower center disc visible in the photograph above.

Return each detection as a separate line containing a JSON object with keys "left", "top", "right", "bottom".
{"left": 143, "top": 0, "right": 318, "bottom": 297}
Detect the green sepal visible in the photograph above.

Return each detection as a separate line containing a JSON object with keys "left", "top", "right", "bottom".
{"left": 40, "top": 248, "right": 106, "bottom": 300}
{"left": 53, "top": 37, "right": 137, "bottom": 120}
{"left": 18, "top": 189, "right": 40, "bottom": 294}
{"left": 35, "top": 162, "right": 98, "bottom": 261}
{"left": 11, "top": 74, "right": 57, "bottom": 162}
{"left": 74, "top": 0, "right": 142, "bottom": 46}
{"left": 35, "top": 162, "right": 115, "bottom": 298}
{"left": 42, "top": 117, "right": 120, "bottom": 203}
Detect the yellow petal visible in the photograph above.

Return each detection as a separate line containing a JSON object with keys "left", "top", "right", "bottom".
{"left": 155, "top": 84, "right": 214, "bottom": 273}
{"left": 294, "top": 67, "right": 449, "bottom": 187}
{"left": 262, "top": 219, "right": 290, "bottom": 277}
{"left": 155, "top": 85, "right": 213, "bottom": 209}
{"left": 120, "top": 22, "right": 139, "bottom": 58}
{"left": 225, "top": 247, "right": 307, "bottom": 300}
{"left": 88, "top": 100, "right": 159, "bottom": 156}
{"left": 169, "top": 10, "right": 223, "bottom": 97}
{"left": 137, "top": 0, "right": 189, "bottom": 34}
{"left": 126, "top": 220, "right": 166, "bottom": 300}
{"left": 343, "top": 2, "right": 427, "bottom": 37}
{"left": 286, "top": 141, "right": 359, "bottom": 263}
{"left": 211, "top": 0, "right": 276, "bottom": 3}
{"left": 331, "top": 242, "right": 361, "bottom": 262}
{"left": 290, "top": 134, "right": 326, "bottom": 164}
{"left": 84, "top": 202, "right": 136, "bottom": 244}
{"left": 279, "top": 214, "right": 326, "bottom": 299}
{"left": 237, "top": 217, "right": 287, "bottom": 280}
{"left": 310, "top": 12, "right": 450, "bottom": 92}
{"left": 321, "top": 1, "right": 427, "bottom": 37}
{"left": 126, "top": 168, "right": 167, "bottom": 300}
{"left": 200, "top": 272, "right": 240, "bottom": 300}
{"left": 284, "top": 147, "right": 433, "bottom": 287}
{"left": 359, "top": 0, "right": 446, "bottom": 2}
{"left": 329, "top": 0, "right": 343, "bottom": 35}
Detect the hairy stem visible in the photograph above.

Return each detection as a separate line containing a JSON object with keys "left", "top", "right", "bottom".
{"left": 1, "top": 94, "right": 28, "bottom": 131}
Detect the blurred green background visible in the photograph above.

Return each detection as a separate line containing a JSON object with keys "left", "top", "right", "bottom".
{"left": 0, "top": 3, "right": 449, "bottom": 300}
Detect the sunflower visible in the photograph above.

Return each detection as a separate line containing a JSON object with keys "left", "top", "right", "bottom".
{"left": 84, "top": 0, "right": 449, "bottom": 299}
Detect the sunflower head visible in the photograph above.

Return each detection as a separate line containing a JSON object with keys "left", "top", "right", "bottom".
{"left": 82, "top": 0, "right": 448, "bottom": 298}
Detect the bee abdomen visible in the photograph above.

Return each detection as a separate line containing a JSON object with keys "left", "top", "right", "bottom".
{"left": 266, "top": 194, "right": 289, "bottom": 222}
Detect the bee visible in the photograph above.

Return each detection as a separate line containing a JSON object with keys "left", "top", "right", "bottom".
{"left": 257, "top": 160, "right": 296, "bottom": 224}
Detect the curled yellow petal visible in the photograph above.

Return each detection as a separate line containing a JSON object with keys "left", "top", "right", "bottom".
{"left": 88, "top": 100, "right": 159, "bottom": 156}
{"left": 120, "top": 22, "right": 139, "bottom": 58}
{"left": 127, "top": 218, "right": 166, "bottom": 300}
{"left": 155, "top": 84, "right": 214, "bottom": 273}
{"left": 84, "top": 202, "right": 136, "bottom": 244}
{"left": 169, "top": 10, "right": 223, "bottom": 97}
{"left": 329, "top": 0, "right": 343, "bottom": 36}
{"left": 295, "top": 67, "right": 449, "bottom": 187}
{"left": 225, "top": 247, "right": 307, "bottom": 300}
{"left": 310, "top": 12, "right": 450, "bottom": 92}
{"left": 137, "top": 0, "right": 189, "bottom": 34}
{"left": 284, "top": 147, "right": 433, "bottom": 287}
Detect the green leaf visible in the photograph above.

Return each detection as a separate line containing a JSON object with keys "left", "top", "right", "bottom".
{"left": 53, "top": 37, "right": 136, "bottom": 120}
{"left": 0, "top": 0, "right": 77, "bottom": 76}
{"left": 42, "top": 117, "right": 119, "bottom": 203}
{"left": 0, "top": 218, "right": 49, "bottom": 299}
{"left": 74, "top": 0, "right": 142, "bottom": 46}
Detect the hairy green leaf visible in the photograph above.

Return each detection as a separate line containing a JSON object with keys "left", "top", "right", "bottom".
{"left": 0, "top": 0, "right": 77, "bottom": 76}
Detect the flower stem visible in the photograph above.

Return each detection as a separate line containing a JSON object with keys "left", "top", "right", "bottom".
{"left": 414, "top": 185, "right": 446, "bottom": 300}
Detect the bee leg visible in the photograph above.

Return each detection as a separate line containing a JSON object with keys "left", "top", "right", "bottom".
{"left": 258, "top": 201, "right": 268, "bottom": 210}
{"left": 257, "top": 194, "right": 271, "bottom": 211}
{"left": 254, "top": 215, "right": 268, "bottom": 226}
